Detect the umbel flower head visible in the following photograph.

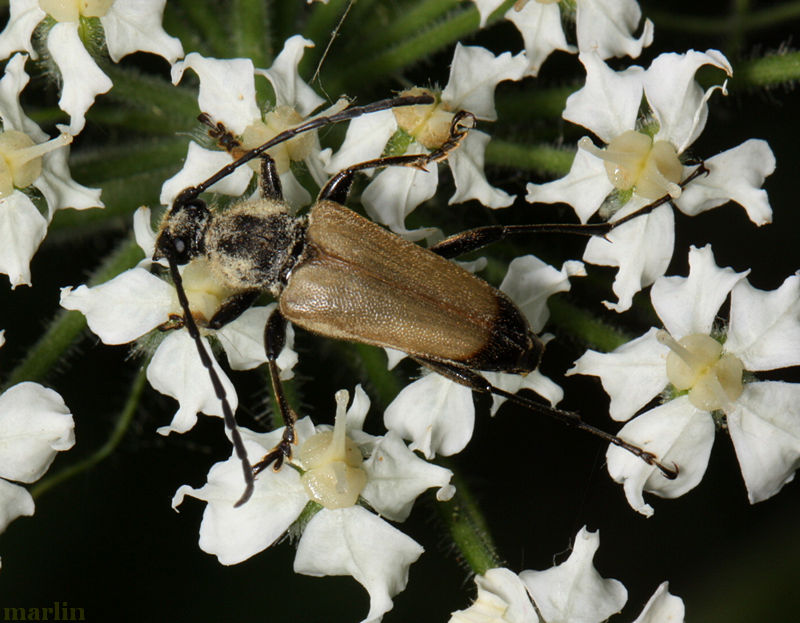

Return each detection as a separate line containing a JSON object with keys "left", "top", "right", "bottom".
{"left": 173, "top": 387, "right": 454, "bottom": 623}
{"left": 569, "top": 245, "right": 800, "bottom": 515}
{"left": 0, "top": 53, "right": 102, "bottom": 288}
{"left": 161, "top": 35, "right": 332, "bottom": 210}
{"left": 473, "top": 0, "right": 654, "bottom": 76}
{"left": 324, "top": 42, "right": 527, "bottom": 239}
{"left": 527, "top": 49, "right": 775, "bottom": 311}
{"left": 0, "top": 0, "right": 183, "bottom": 133}
{"left": 0, "top": 332, "right": 75, "bottom": 568}
{"left": 449, "top": 527, "right": 685, "bottom": 623}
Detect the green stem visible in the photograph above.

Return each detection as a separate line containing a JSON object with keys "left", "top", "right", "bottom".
{"left": 101, "top": 64, "right": 198, "bottom": 122}
{"left": 324, "top": 6, "right": 479, "bottom": 94}
{"left": 3, "top": 239, "right": 143, "bottom": 388}
{"left": 170, "top": 0, "right": 233, "bottom": 58}
{"left": 435, "top": 469, "right": 503, "bottom": 575}
{"left": 485, "top": 139, "right": 574, "bottom": 177}
{"left": 30, "top": 366, "right": 147, "bottom": 499}
{"left": 355, "top": 0, "right": 462, "bottom": 57}
{"left": 733, "top": 52, "right": 800, "bottom": 89}
{"left": 496, "top": 86, "right": 576, "bottom": 121}
{"left": 547, "top": 297, "right": 630, "bottom": 352}
{"left": 646, "top": 2, "right": 800, "bottom": 34}
{"left": 232, "top": 0, "right": 272, "bottom": 68}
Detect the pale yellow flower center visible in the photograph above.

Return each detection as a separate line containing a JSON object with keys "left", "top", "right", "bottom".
{"left": 0, "top": 129, "right": 72, "bottom": 198}
{"left": 171, "top": 259, "right": 235, "bottom": 325}
{"left": 298, "top": 389, "right": 367, "bottom": 509}
{"left": 393, "top": 87, "right": 455, "bottom": 150}
{"left": 658, "top": 331, "right": 744, "bottom": 411}
{"left": 241, "top": 106, "right": 312, "bottom": 175}
{"left": 580, "top": 130, "right": 683, "bottom": 200}
{"left": 39, "top": 0, "right": 114, "bottom": 21}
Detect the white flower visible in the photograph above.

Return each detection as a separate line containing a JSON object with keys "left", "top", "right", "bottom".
{"left": 0, "top": 53, "right": 102, "bottom": 288}
{"left": 499, "top": 0, "right": 654, "bottom": 76}
{"left": 569, "top": 245, "right": 800, "bottom": 515}
{"left": 632, "top": 582, "right": 685, "bottom": 623}
{"left": 0, "top": 380, "right": 75, "bottom": 542}
{"left": 450, "top": 534, "right": 685, "bottom": 623}
{"left": 173, "top": 387, "right": 453, "bottom": 623}
{"left": 527, "top": 50, "right": 775, "bottom": 311}
{"left": 450, "top": 567, "right": 539, "bottom": 623}
{"left": 384, "top": 255, "right": 582, "bottom": 458}
{"left": 324, "top": 43, "right": 526, "bottom": 239}
{"left": 59, "top": 207, "right": 297, "bottom": 436}
{"left": 0, "top": 0, "right": 183, "bottom": 134}
{"left": 520, "top": 527, "right": 627, "bottom": 623}
{"left": 162, "top": 36, "right": 330, "bottom": 210}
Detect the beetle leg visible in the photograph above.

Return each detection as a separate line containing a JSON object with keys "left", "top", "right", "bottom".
{"left": 258, "top": 153, "right": 283, "bottom": 201}
{"left": 207, "top": 290, "right": 261, "bottom": 330}
{"left": 430, "top": 163, "right": 709, "bottom": 259}
{"left": 252, "top": 307, "right": 299, "bottom": 476}
{"left": 412, "top": 356, "right": 679, "bottom": 480}
{"left": 319, "top": 110, "right": 477, "bottom": 204}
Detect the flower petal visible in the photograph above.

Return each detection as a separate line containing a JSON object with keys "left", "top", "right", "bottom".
{"left": 727, "top": 381, "right": 800, "bottom": 504}
{"left": 147, "top": 331, "right": 238, "bottom": 435}
{"left": 501, "top": 255, "right": 585, "bottom": 333}
{"left": 361, "top": 143, "right": 438, "bottom": 239}
{"left": 525, "top": 145, "right": 612, "bottom": 223}
{"left": 567, "top": 327, "right": 668, "bottom": 422}
{"left": 441, "top": 43, "right": 526, "bottom": 120}
{"left": 564, "top": 53, "right": 645, "bottom": 144}
{"left": 520, "top": 527, "right": 627, "bottom": 623}
{"left": 0, "top": 479, "right": 34, "bottom": 533}
{"left": 171, "top": 53, "right": 259, "bottom": 134}
{"left": 726, "top": 273, "right": 800, "bottom": 371}
{"left": 172, "top": 434, "right": 308, "bottom": 565}
{"left": 450, "top": 567, "right": 539, "bottom": 623}
{"left": 255, "top": 35, "right": 324, "bottom": 117}
{"left": 47, "top": 22, "right": 113, "bottom": 135}
{"left": 583, "top": 202, "right": 674, "bottom": 312}
{"left": 60, "top": 267, "right": 172, "bottom": 344}
{"left": 505, "top": 1, "right": 573, "bottom": 77}
{"left": 0, "top": 53, "right": 47, "bottom": 141}
{"left": 675, "top": 139, "right": 775, "bottom": 226}
{"left": 575, "top": 0, "right": 653, "bottom": 60}
{"left": 449, "top": 130, "right": 514, "bottom": 208}
{"left": 294, "top": 505, "right": 424, "bottom": 623}
{"left": 101, "top": 0, "right": 183, "bottom": 63}
{"left": 644, "top": 49, "right": 731, "bottom": 154}
{"left": 0, "top": 0, "right": 44, "bottom": 61}
{"left": 651, "top": 244, "right": 748, "bottom": 338}
{"left": 362, "top": 431, "right": 454, "bottom": 522}
{"left": 632, "top": 582, "right": 685, "bottom": 623}
{"left": 0, "top": 382, "right": 74, "bottom": 483}
{"left": 606, "top": 396, "right": 714, "bottom": 516}
{"left": 384, "top": 372, "right": 474, "bottom": 459}
{"left": 324, "top": 108, "right": 397, "bottom": 174}
{"left": 0, "top": 192, "right": 47, "bottom": 288}
{"left": 159, "top": 141, "right": 253, "bottom": 206}
{"left": 35, "top": 145, "right": 104, "bottom": 216}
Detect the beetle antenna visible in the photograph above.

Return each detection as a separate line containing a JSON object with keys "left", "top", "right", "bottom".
{"left": 164, "top": 250, "right": 255, "bottom": 506}
{"left": 172, "top": 93, "right": 436, "bottom": 210}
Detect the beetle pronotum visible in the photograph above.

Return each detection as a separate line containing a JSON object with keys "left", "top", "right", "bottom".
{"left": 155, "top": 93, "right": 697, "bottom": 505}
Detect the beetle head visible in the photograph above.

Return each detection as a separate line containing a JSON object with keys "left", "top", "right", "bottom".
{"left": 154, "top": 199, "right": 212, "bottom": 265}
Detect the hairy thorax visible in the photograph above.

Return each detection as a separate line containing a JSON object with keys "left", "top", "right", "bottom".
{"left": 204, "top": 198, "right": 307, "bottom": 295}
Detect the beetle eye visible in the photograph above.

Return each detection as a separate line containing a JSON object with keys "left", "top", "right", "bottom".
{"left": 173, "top": 238, "right": 186, "bottom": 255}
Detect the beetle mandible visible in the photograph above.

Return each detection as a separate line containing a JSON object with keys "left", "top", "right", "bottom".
{"left": 155, "top": 93, "right": 694, "bottom": 505}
